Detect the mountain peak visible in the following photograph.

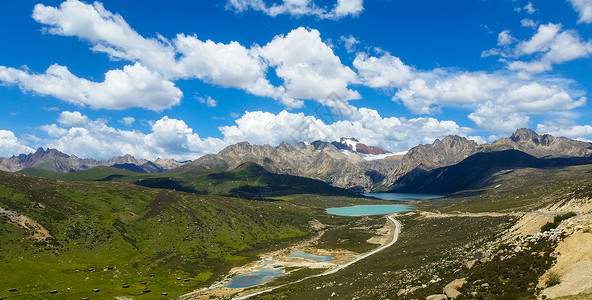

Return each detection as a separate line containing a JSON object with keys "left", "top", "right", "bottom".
{"left": 510, "top": 128, "right": 541, "bottom": 143}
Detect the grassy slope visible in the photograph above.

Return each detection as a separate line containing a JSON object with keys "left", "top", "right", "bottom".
{"left": 19, "top": 166, "right": 138, "bottom": 181}
{"left": 416, "top": 164, "right": 592, "bottom": 213}
{"left": 0, "top": 171, "right": 318, "bottom": 299}
{"left": 19, "top": 162, "right": 357, "bottom": 199}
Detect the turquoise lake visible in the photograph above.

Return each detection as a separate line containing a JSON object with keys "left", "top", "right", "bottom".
{"left": 326, "top": 205, "right": 413, "bottom": 216}
{"left": 363, "top": 193, "right": 444, "bottom": 201}
{"left": 288, "top": 251, "right": 334, "bottom": 262}
{"left": 227, "top": 268, "right": 284, "bottom": 288}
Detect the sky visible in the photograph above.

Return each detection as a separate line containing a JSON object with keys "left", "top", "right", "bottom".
{"left": 1, "top": 0, "right": 592, "bottom": 160}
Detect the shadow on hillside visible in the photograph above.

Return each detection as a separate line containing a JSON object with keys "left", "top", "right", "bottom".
{"left": 391, "top": 150, "right": 592, "bottom": 195}
{"left": 134, "top": 178, "right": 208, "bottom": 194}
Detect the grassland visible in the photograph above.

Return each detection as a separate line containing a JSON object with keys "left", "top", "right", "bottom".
{"left": 0, "top": 171, "right": 321, "bottom": 299}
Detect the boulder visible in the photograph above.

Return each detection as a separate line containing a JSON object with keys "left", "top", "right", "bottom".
{"left": 444, "top": 278, "right": 467, "bottom": 299}
{"left": 426, "top": 294, "right": 448, "bottom": 300}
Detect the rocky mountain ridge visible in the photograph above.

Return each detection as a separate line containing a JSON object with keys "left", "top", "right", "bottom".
{"left": 0, "top": 148, "right": 184, "bottom": 173}
{"left": 180, "top": 140, "right": 401, "bottom": 192}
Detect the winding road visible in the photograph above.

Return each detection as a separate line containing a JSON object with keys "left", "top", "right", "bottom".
{"left": 232, "top": 213, "right": 402, "bottom": 300}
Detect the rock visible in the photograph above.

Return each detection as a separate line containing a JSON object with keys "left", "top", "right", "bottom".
{"left": 466, "top": 259, "right": 477, "bottom": 269}
{"left": 444, "top": 278, "right": 467, "bottom": 299}
{"left": 479, "top": 257, "right": 491, "bottom": 264}
{"left": 426, "top": 294, "right": 448, "bottom": 300}
{"left": 481, "top": 283, "right": 490, "bottom": 288}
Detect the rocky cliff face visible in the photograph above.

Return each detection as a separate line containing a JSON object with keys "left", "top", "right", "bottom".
{"left": 183, "top": 141, "right": 401, "bottom": 192}
{"left": 0, "top": 148, "right": 184, "bottom": 173}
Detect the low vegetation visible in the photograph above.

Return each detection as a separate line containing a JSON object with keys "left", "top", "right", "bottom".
{"left": 541, "top": 212, "right": 578, "bottom": 232}
{"left": 0, "top": 171, "right": 318, "bottom": 299}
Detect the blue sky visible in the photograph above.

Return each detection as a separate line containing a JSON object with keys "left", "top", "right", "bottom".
{"left": 1, "top": 0, "right": 592, "bottom": 160}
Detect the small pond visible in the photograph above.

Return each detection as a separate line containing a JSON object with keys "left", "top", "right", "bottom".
{"left": 288, "top": 251, "right": 334, "bottom": 262}
{"left": 227, "top": 268, "right": 284, "bottom": 288}
{"left": 326, "top": 205, "right": 413, "bottom": 216}
{"left": 363, "top": 193, "right": 444, "bottom": 201}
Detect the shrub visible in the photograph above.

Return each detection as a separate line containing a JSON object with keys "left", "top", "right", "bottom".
{"left": 553, "top": 212, "right": 576, "bottom": 223}
{"left": 541, "top": 222, "right": 558, "bottom": 232}
{"left": 546, "top": 272, "right": 561, "bottom": 287}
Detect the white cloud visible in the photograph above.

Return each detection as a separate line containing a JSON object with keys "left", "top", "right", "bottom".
{"left": 220, "top": 108, "right": 472, "bottom": 152}
{"left": 498, "top": 23, "right": 592, "bottom": 73}
{"left": 524, "top": 2, "right": 537, "bottom": 14}
{"left": 196, "top": 95, "right": 218, "bottom": 107}
{"left": 0, "top": 130, "right": 34, "bottom": 157}
{"left": 568, "top": 0, "right": 592, "bottom": 24}
{"left": 258, "top": 27, "right": 359, "bottom": 108}
{"left": 40, "top": 112, "right": 227, "bottom": 160}
{"left": 353, "top": 51, "right": 414, "bottom": 88}
{"left": 0, "top": 63, "right": 182, "bottom": 111}
{"left": 497, "top": 30, "right": 517, "bottom": 46}
{"left": 468, "top": 102, "right": 530, "bottom": 134}
{"left": 30, "top": 1, "right": 365, "bottom": 110}
{"left": 120, "top": 117, "right": 135, "bottom": 126}
{"left": 33, "top": 0, "right": 179, "bottom": 76}
{"left": 339, "top": 35, "right": 360, "bottom": 53}
{"left": 225, "top": 0, "right": 363, "bottom": 19}
{"left": 174, "top": 34, "right": 282, "bottom": 101}
{"left": 58, "top": 111, "right": 90, "bottom": 127}
{"left": 520, "top": 18, "right": 538, "bottom": 29}
{"left": 497, "top": 83, "right": 586, "bottom": 113}
{"left": 394, "top": 71, "right": 507, "bottom": 114}
{"left": 331, "top": 0, "right": 364, "bottom": 19}
{"left": 536, "top": 122, "right": 592, "bottom": 139}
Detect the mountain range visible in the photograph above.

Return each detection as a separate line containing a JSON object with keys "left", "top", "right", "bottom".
{"left": 2, "top": 129, "right": 591, "bottom": 193}
{"left": 0, "top": 148, "right": 185, "bottom": 173}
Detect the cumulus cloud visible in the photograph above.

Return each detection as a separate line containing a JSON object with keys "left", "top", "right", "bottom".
{"left": 225, "top": 0, "right": 363, "bottom": 19}
{"left": 0, "top": 63, "right": 182, "bottom": 111}
{"left": 496, "top": 83, "right": 586, "bottom": 112}
{"left": 220, "top": 108, "right": 472, "bottom": 152}
{"left": 468, "top": 102, "right": 530, "bottom": 134}
{"left": 353, "top": 51, "right": 414, "bottom": 88}
{"left": 58, "top": 111, "right": 90, "bottom": 127}
{"left": 258, "top": 27, "right": 359, "bottom": 109}
{"left": 489, "top": 23, "right": 592, "bottom": 74}
{"left": 29, "top": 1, "right": 363, "bottom": 110}
{"left": 536, "top": 122, "right": 592, "bottom": 139}
{"left": 568, "top": 0, "right": 592, "bottom": 24}
{"left": 395, "top": 71, "right": 507, "bottom": 114}
{"left": 40, "top": 112, "right": 227, "bottom": 160}
{"left": 119, "top": 117, "right": 135, "bottom": 126}
{"left": 0, "top": 130, "right": 35, "bottom": 157}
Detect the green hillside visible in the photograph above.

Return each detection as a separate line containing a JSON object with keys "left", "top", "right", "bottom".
{"left": 20, "top": 162, "right": 357, "bottom": 199}
{"left": 0, "top": 171, "right": 316, "bottom": 299}
{"left": 19, "top": 166, "right": 138, "bottom": 181}
{"left": 134, "top": 162, "right": 355, "bottom": 199}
